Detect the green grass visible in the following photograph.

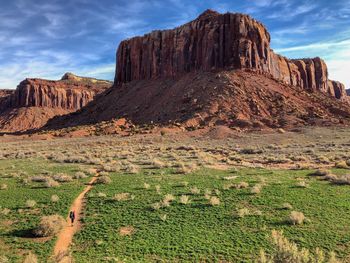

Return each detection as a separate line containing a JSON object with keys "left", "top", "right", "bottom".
{"left": 72, "top": 167, "right": 350, "bottom": 262}
{"left": 0, "top": 158, "right": 90, "bottom": 262}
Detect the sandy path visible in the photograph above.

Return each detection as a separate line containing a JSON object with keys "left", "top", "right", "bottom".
{"left": 53, "top": 176, "right": 97, "bottom": 258}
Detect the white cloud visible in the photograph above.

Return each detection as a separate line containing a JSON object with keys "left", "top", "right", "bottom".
{"left": 275, "top": 38, "right": 350, "bottom": 89}
{"left": 275, "top": 39, "right": 350, "bottom": 53}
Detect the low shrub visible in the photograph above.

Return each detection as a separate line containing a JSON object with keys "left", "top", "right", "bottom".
{"left": 310, "top": 169, "right": 331, "bottom": 176}
{"left": 95, "top": 175, "right": 112, "bottom": 184}
{"left": 289, "top": 211, "right": 305, "bottom": 225}
{"left": 44, "top": 178, "right": 60, "bottom": 188}
{"left": 51, "top": 195, "right": 60, "bottom": 203}
{"left": 251, "top": 184, "right": 262, "bottom": 194}
{"left": 190, "top": 187, "right": 200, "bottom": 195}
{"left": 235, "top": 182, "right": 249, "bottom": 189}
{"left": 53, "top": 173, "right": 73, "bottom": 182}
{"left": 258, "top": 230, "right": 340, "bottom": 263}
{"left": 281, "top": 203, "right": 293, "bottom": 210}
{"left": 23, "top": 252, "right": 38, "bottom": 263}
{"left": 236, "top": 208, "right": 250, "bottom": 218}
{"left": 25, "top": 200, "right": 37, "bottom": 208}
{"left": 179, "top": 195, "right": 191, "bottom": 205}
{"left": 34, "top": 214, "right": 65, "bottom": 237}
{"left": 209, "top": 196, "right": 220, "bottom": 206}
{"left": 113, "top": 193, "right": 131, "bottom": 201}
{"left": 335, "top": 161, "right": 348, "bottom": 169}
{"left": 73, "top": 172, "right": 88, "bottom": 179}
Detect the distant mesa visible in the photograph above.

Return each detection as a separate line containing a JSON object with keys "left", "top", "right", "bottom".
{"left": 0, "top": 73, "right": 111, "bottom": 133}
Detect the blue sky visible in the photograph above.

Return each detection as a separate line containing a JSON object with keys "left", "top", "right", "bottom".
{"left": 0, "top": 0, "right": 349, "bottom": 89}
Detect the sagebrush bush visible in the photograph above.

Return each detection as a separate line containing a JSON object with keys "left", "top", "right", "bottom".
{"left": 258, "top": 230, "right": 339, "bottom": 263}
{"left": 289, "top": 211, "right": 305, "bottom": 225}
{"left": 190, "top": 187, "right": 200, "bottom": 195}
{"left": 95, "top": 175, "right": 112, "bottom": 184}
{"left": 236, "top": 208, "right": 250, "bottom": 218}
{"left": 179, "top": 195, "right": 191, "bottom": 205}
{"left": 152, "top": 158, "right": 165, "bottom": 168}
{"left": 296, "top": 180, "right": 309, "bottom": 188}
{"left": 311, "top": 169, "right": 331, "bottom": 176}
{"left": 176, "top": 162, "right": 198, "bottom": 174}
{"left": 113, "top": 193, "right": 131, "bottom": 201}
{"left": 73, "top": 171, "right": 87, "bottom": 179}
{"left": 328, "top": 174, "right": 350, "bottom": 185}
{"left": 181, "top": 181, "right": 189, "bottom": 187}
{"left": 23, "top": 252, "right": 38, "bottom": 263}
{"left": 2, "top": 208, "right": 10, "bottom": 215}
{"left": 163, "top": 194, "right": 175, "bottom": 203}
{"left": 223, "top": 176, "right": 238, "bottom": 180}
{"left": 281, "top": 203, "right": 293, "bottom": 210}
{"left": 209, "top": 196, "right": 220, "bottom": 206}
{"left": 159, "top": 214, "right": 167, "bottom": 221}
{"left": 53, "top": 173, "right": 73, "bottom": 182}
{"left": 235, "top": 182, "right": 249, "bottom": 189}
{"left": 25, "top": 199, "right": 36, "bottom": 208}
{"left": 51, "top": 195, "right": 59, "bottom": 203}
{"left": 251, "top": 184, "right": 262, "bottom": 194}
{"left": 97, "top": 192, "right": 107, "bottom": 198}
{"left": 335, "top": 161, "right": 348, "bottom": 169}
{"left": 125, "top": 164, "right": 139, "bottom": 174}
{"left": 0, "top": 255, "right": 9, "bottom": 263}
{"left": 44, "top": 178, "right": 60, "bottom": 188}
{"left": 34, "top": 214, "right": 65, "bottom": 237}
{"left": 30, "top": 176, "right": 47, "bottom": 182}
{"left": 151, "top": 202, "right": 161, "bottom": 210}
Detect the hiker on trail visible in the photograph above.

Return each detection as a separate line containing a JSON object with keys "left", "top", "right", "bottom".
{"left": 69, "top": 210, "right": 75, "bottom": 226}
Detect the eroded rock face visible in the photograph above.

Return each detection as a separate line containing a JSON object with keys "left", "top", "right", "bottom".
{"left": 115, "top": 9, "right": 347, "bottom": 100}
{"left": 0, "top": 73, "right": 112, "bottom": 132}
{"left": 7, "top": 73, "right": 111, "bottom": 110}
{"left": 0, "top": 90, "right": 15, "bottom": 111}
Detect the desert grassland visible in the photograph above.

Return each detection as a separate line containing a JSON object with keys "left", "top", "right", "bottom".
{"left": 0, "top": 126, "right": 350, "bottom": 262}
{"left": 0, "top": 159, "right": 91, "bottom": 262}
{"left": 73, "top": 167, "right": 350, "bottom": 262}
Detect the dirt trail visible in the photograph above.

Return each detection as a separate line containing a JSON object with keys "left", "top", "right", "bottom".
{"left": 53, "top": 176, "right": 97, "bottom": 259}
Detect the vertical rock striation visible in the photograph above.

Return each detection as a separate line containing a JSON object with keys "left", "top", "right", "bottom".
{"left": 2, "top": 73, "right": 112, "bottom": 110}
{"left": 115, "top": 9, "right": 347, "bottom": 100}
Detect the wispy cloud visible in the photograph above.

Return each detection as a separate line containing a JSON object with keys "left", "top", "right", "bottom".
{"left": 0, "top": 0, "right": 349, "bottom": 90}
{"left": 275, "top": 39, "right": 350, "bottom": 53}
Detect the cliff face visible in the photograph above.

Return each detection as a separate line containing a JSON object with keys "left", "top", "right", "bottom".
{"left": 0, "top": 73, "right": 112, "bottom": 132}
{"left": 0, "top": 90, "right": 15, "bottom": 111}
{"left": 116, "top": 9, "right": 347, "bottom": 100}
{"left": 5, "top": 73, "right": 111, "bottom": 110}
{"left": 11, "top": 79, "right": 98, "bottom": 109}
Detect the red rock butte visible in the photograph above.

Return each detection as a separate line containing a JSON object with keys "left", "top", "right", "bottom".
{"left": 0, "top": 73, "right": 111, "bottom": 132}
{"left": 116, "top": 9, "right": 347, "bottom": 101}
{"left": 3, "top": 10, "right": 350, "bottom": 133}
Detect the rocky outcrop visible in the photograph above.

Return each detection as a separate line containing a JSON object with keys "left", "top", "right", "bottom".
{"left": 6, "top": 73, "right": 111, "bottom": 110}
{"left": 0, "top": 90, "right": 15, "bottom": 111}
{"left": 115, "top": 9, "right": 347, "bottom": 100}
{"left": 0, "top": 73, "right": 112, "bottom": 132}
